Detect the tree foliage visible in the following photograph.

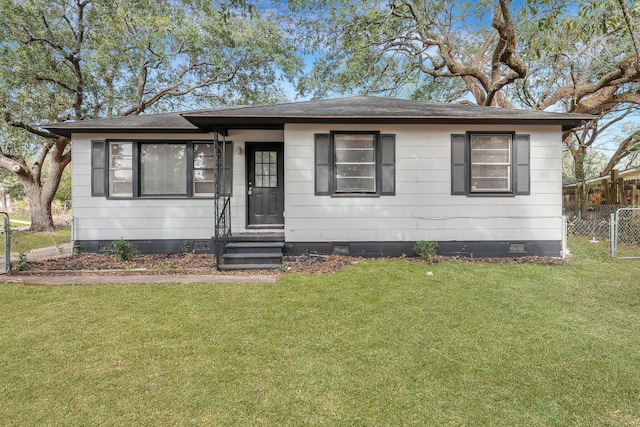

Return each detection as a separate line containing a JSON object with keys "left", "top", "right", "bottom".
{"left": 0, "top": 0, "right": 302, "bottom": 230}
{"left": 295, "top": 0, "right": 639, "bottom": 211}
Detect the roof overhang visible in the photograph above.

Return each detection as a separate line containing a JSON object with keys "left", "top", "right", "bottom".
{"left": 182, "top": 114, "right": 588, "bottom": 133}
{"left": 42, "top": 97, "right": 595, "bottom": 138}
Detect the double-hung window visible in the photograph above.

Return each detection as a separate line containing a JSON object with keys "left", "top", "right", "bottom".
{"left": 109, "top": 142, "right": 133, "bottom": 197}
{"left": 451, "top": 132, "right": 530, "bottom": 196}
{"left": 315, "top": 132, "right": 395, "bottom": 196}
{"left": 334, "top": 133, "right": 377, "bottom": 193}
{"left": 92, "top": 140, "right": 232, "bottom": 198}
{"left": 469, "top": 134, "right": 512, "bottom": 193}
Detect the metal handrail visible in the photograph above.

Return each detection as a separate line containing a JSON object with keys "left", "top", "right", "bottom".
{"left": 213, "top": 132, "right": 232, "bottom": 269}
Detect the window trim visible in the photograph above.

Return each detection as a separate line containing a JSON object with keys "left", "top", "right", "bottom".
{"left": 99, "top": 139, "right": 232, "bottom": 199}
{"left": 451, "top": 132, "right": 530, "bottom": 197}
{"left": 332, "top": 131, "right": 379, "bottom": 195}
{"left": 469, "top": 132, "right": 514, "bottom": 194}
{"left": 315, "top": 131, "right": 396, "bottom": 197}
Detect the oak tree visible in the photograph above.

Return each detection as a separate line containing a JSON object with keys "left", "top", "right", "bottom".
{"left": 0, "top": 0, "right": 301, "bottom": 230}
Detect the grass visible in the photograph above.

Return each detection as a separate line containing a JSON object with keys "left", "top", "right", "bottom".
{"left": 1, "top": 237, "right": 640, "bottom": 425}
{"left": 3, "top": 226, "right": 71, "bottom": 255}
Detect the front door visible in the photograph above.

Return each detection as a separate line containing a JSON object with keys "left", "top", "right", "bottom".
{"left": 246, "top": 142, "right": 284, "bottom": 227}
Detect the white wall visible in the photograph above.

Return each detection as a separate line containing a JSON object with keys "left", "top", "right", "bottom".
{"left": 72, "top": 123, "right": 563, "bottom": 244}
{"left": 71, "top": 130, "right": 283, "bottom": 242}
{"left": 283, "top": 123, "right": 563, "bottom": 243}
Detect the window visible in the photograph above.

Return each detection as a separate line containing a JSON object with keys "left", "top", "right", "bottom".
{"left": 92, "top": 140, "right": 232, "bottom": 198}
{"left": 451, "top": 132, "right": 530, "bottom": 196}
{"left": 334, "top": 134, "right": 376, "bottom": 193}
{"left": 470, "top": 134, "right": 511, "bottom": 192}
{"left": 314, "top": 132, "right": 395, "bottom": 196}
{"left": 109, "top": 142, "right": 133, "bottom": 197}
{"left": 193, "top": 143, "right": 216, "bottom": 196}
{"left": 141, "top": 143, "right": 187, "bottom": 196}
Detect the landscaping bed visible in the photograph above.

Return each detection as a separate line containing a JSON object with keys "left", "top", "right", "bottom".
{"left": 18, "top": 252, "right": 360, "bottom": 275}
{"left": 17, "top": 251, "right": 567, "bottom": 276}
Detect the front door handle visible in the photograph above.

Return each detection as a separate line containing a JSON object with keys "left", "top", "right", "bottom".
{"left": 248, "top": 181, "right": 253, "bottom": 195}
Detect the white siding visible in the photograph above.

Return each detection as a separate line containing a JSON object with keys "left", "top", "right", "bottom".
{"left": 283, "top": 123, "right": 563, "bottom": 243}
{"left": 71, "top": 130, "right": 283, "bottom": 242}
{"left": 72, "top": 123, "right": 563, "bottom": 245}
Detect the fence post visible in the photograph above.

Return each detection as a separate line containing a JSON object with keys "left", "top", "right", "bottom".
{"left": 562, "top": 216, "right": 568, "bottom": 257}
{"left": 610, "top": 213, "right": 616, "bottom": 257}
{"left": 1, "top": 212, "right": 9, "bottom": 272}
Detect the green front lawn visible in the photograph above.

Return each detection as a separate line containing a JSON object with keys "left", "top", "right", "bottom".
{"left": 4, "top": 226, "right": 71, "bottom": 255}
{"left": 1, "top": 238, "right": 639, "bottom": 426}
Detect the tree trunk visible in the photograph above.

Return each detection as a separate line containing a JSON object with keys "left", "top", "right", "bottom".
{"left": 23, "top": 180, "right": 55, "bottom": 231}
{"left": 16, "top": 137, "right": 71, "bottom": 231}
{"left": 574, "top": 149, "right": 589, "bottom": 218}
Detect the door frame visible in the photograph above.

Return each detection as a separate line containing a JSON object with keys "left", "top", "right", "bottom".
{"left": 245, "top": 142, "right": 285, "bottom": 228}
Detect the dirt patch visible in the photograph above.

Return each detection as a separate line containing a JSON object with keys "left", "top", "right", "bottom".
{"left": 409, "top": 255, "right": 569, "bottom": 266}
{"left": 18, "top": 252, "right": 568, "bottom": 277}
{"left": 282, "top": 254, "right": 361, "bottom": 275}
{"left": 19, "top": 252, "right": 358, "bottom": 276}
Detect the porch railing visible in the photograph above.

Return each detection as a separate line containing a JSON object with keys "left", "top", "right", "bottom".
{"left": 214, "top": 196, "right": 231, "bottom": 269}
{"left": 213, "top": 133, "right": 231, "bottom": 269}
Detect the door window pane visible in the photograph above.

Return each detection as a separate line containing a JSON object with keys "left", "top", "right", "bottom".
{"left": 254, "top": 150, "right": 277, "bottom": 188}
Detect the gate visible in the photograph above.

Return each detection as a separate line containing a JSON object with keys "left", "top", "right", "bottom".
{"left": 611, "top": 207, "right": 640, "bottom": 258}
{"left": 0, "top": 212, "right": 10, "bottom": 273}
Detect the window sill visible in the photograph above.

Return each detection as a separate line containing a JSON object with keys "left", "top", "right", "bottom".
{"left": 105, "top": 196, "right": 226, "bottom": 200}
{"left": 330, "top": 193, "right": 381, "bottom": 198}
{"left": 466, "top": 193, "right": 516, "bottom": 197}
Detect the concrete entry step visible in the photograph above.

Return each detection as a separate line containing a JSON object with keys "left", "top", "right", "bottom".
{"left": 220, "top": 233, "right": 284, "bottom": 270}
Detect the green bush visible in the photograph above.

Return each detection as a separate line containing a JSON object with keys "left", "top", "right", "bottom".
{"left": 112, "top": 238, "right": 138, "bottom": 261}
{"left": 414, "top": 240, "right": 438, "bottom": 259}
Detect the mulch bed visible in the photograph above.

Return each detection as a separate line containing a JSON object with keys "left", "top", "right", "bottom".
{"left": 17, "top": 251, "right": 568, "bottom": 277}
{"left": 18, "top": 253, "right": 359, "bottom": 276}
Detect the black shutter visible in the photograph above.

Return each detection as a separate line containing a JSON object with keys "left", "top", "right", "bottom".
{"left": 451, "top": 134, "right": 467, "bottom": 195}
{"left": 91, "top": 140, "right": 106, "bottom": 197}
{"left": 315, "top": 134, "right": 331, "bottom": 195}
{"left": 380, "top": 134, "right": 396, "bottom": 195}
{"left": 514, "top": 134, "right": 530, "bottom": 195}
{"left": 223, "top": 141, "right": 233, "bottom": 196}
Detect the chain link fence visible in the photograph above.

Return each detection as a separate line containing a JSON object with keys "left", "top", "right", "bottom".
{"left": 612, "top": 207, "right": 640, "bottom": 258}
{"left": 565, "top": 204, "right": 625, "bottom": 239}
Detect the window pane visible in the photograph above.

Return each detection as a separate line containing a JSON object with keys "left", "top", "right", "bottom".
{"left": 336, "top": 177, "right": 375, "bottom": 192}
{"left": 336, "top": 164, "right": 375, "bottom": 178}
{"left": 194, "top": 169, "right": 215, "bottom": 181}
{"left": 334, "top": 134, "right": 376, "bottom": 193}
{"left": 141, "top": 144, "right": 187, "bottom": 195}
{"left": 335, "top": 149, "right": 375, "bottom": 163}
{"left": 471, "top": 134, "right": 510, "bottom": 150}
{"left": 254, "top": 150, "right": 277, "bottom": 188}
{"left": 194, "top": 144, "right": 215, "bottom": 196}
{"left": 109, "top": 142, "right": 132, "bottom": 197}
{"left": 194, "top": 181, "right": 214, "bottom": 194}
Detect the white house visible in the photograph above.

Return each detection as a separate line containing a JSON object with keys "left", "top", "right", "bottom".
{"left": 45, "top": 97, "right": 591, "bottom": 268}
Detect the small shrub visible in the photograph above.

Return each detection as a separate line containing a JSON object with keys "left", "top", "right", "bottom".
{"left": 414, "top": 240, "right": 438, "bottom": 259}
{"left": 112, "top": 238, "right": 138, "bottom": 261}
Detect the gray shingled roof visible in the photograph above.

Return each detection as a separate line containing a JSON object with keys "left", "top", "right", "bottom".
{"left": 44, "top": 96, "right": 593, "bottom": 137}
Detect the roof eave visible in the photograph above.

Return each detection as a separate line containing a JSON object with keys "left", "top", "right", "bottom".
{"left": 42, "top": 126, "right": 208, "bottom": 138}
{"left": 183, "top": 114, "right": 590, "bottom": 132}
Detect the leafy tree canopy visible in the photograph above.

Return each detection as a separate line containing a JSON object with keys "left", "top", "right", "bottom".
{"left": 0, "top": 0, "right": 303, "bottom": 230}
